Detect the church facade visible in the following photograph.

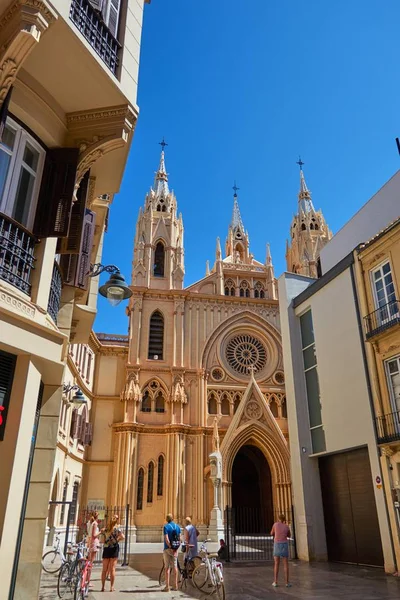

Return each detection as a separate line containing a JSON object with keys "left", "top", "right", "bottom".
{"left": 81, "top": 149, "right": 331, "bottom": 540}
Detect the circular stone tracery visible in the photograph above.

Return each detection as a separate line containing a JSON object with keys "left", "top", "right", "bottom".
{"left": 225, "top": 334, "right": 267, "bottom": 375}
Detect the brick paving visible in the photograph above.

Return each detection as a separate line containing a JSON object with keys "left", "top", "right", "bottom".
{"left": 39, "top": 551, "right": 400, "bottom": 600}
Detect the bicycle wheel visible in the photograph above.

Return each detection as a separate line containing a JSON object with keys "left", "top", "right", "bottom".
{"left": 192, "top": 564, "right": 213, "bottom": 595}
{"left": 158, "top": 564, "right": 165, "bottom": 587}
{"left": 73, "top": 572, "right": 83, "bottom": 600}
{"left": 187, "top": 555, "right": 202, "bottom": 579}
{"left": 57, "top": 562, "right": 71, "bottom": 598}
{"left": 42, "top": 550, "right": 63, "bottom": 574}
{"left": 215, "top": 581, "right": 226, "bottom": 600}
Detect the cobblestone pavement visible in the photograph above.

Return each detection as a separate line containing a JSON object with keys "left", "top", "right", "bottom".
{"left": 39, "top": 552, "right": 400, "bottom": 600}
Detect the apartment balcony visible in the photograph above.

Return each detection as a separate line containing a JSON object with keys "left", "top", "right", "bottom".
{"left": 69, "top": 0, "right": 121, "bottom": 75}
{"left": 0, "top": 213, "right": 36, "bottom": 296}
{"left": 364, "top": 299, "right": 400, "bottom": 340}
{"left": 376, "top": 411, "right": 400, "bottom": 445}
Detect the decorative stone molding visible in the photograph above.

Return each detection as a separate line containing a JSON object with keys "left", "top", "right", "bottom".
{"left": 121, "top": 372, "right": 141, "bottom": 402}
{"left": 0, "top": 288, "right": 35, "bottom": 318}
{"left": 66, "top": 104, "right": 137, "bottom": 194}
{"left": 170, "top": 374, "right": 188, "bottom": 404}
{"left": 0, "top": 0, "right": 57, "bottom": 102}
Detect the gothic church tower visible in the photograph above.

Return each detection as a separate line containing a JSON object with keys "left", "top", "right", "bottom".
{"left": 132, "top": 146, "right": 184, "bottom": 290}
{"left": 286, "top": 164, "right": 332, "bottom": 278}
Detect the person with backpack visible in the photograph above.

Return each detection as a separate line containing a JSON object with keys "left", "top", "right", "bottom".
{"left": 162, "top": 513, "right": 181, "bottom": 592}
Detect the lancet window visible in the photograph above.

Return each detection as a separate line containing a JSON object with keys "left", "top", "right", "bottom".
{"left": 141, "top": 380, "right": 167, "bottom": 413}
{"left": 157, "top": 455, "right": 164, "bottom": 496}
{"left": 254, "top": 281, "right": 265, "bottom": 299}
{"left": 147, "top": 462, "right": 154, "bottom": 503}
{"left": 239, "top": 280, "right": 250, "bottom": 298}
{"left": 148, "top": 311, "right": 164, "bottom": 360}
{"left": 154, "top": 242, "right": 165, "bottom": 277}
{"left": 224, "top": 278, "right": 235, "bottom": 296}
{"left": 137, "top": 468, "right": 144, "bottom": 510}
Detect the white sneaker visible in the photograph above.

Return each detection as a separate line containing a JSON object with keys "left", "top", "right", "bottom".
{"left": 272, "top": 582, "right": 278, "bottom": 587}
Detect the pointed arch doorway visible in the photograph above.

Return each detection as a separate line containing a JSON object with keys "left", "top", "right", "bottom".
{"left": 231, "top": 444, "right": 273, "bottom": 534}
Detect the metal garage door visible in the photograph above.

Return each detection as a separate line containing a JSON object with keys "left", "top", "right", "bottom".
{"left": 319, "top": 448, "right": 384, "bottom": 566}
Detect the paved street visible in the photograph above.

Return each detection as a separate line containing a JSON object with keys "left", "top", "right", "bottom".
{"left": 40, "top": 552, "right": 400, "bottom": 600}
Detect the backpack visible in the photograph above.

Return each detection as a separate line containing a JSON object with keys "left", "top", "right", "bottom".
{"left": 169, "top": 524, "right": 180, "bottom": 550}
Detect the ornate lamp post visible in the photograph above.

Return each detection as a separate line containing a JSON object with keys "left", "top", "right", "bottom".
{"left": 62, "top": 384, "right": 87, "bottom": 406}
{"left": 90, "top": 263, "right": 132, "bottom": 306}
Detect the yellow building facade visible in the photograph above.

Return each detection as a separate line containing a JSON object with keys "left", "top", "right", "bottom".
{"left": 356, "top": 217, "right": 400, "bottom": 572}
{"left": 0, "top": 1, "right": 149, "bottom": 597}
{"left": 82, "top": 155, "right": 332, "bottom": 541}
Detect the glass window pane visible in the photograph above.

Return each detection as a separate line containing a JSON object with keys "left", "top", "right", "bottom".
{"left": 374, "top": 271, "right": 381, "bottom": 281}
{"left": 11, "top": 166, "right": 35, "bottom": 226}
{"left": 303, "top": 345, "right": 316, "bottom": 370}
{"left": 382, "top": 263, "right": 391, "bottom": 275}
{"left": 300, "top": 310, "right": 314, "bottom": 349}
{"left": 23, "top": 143, "right": 39, "bottom": 172}
{"left": 388, "top": 360, "right": 399, "bottom": 375}
{"left": 1, "top": 125, "right": 16, "bottom": 151}
{"left": 305, "top": 367, "right": 322, "bottom": 428}
{"left": 311, "top": 426, "right": 326, "bottom": 453}
{"left": 0, "top": 149, "right": 12, "bottom": 200}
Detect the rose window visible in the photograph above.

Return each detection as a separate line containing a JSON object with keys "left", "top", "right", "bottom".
{"left": 225, "top": 335, "right": 267, "bottom": 375}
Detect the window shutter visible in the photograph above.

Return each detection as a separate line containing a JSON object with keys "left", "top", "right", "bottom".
{"left": 78, "top": 413, "right": 86, "bottom": 444}
{"left": 70, "top": 409, "right": 81, "bottom": 439}
{"left": 0, "top": 86, "right": 12, "bottom": 143}
{"left": 84, "top": 422, "right": 93, "bottom": 446}
{"left": 59, "top": 170, "right": 90, "bottom": 254}
{"left": 59, "top": 209, "right": 96, "bottom": 290}
{"left": 107, "top": 0, "right": 121, "bottom": 37}
{"left": 74, "top": 209, "right": 96, "bottom": 289}
{"left": 88, "top": 0, "right": 103, "bottom": 10}
{"left": 33, "top": 148, "right": 79, "bottom": 238}
{"left": 0, "top": 350, "right": 17, "bottom": 441}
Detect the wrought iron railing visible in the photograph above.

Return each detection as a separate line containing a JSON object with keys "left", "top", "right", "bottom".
{"left": 47, "top": 261, "right": 63, "bottom": 323}
{"left": 376, "top": 410, "right": 400, "bottom": 444}
{"left": 364, "top": 299, "right": 400, "bottom": 339}
{"left": 70, "top": 0, "right": 121, "bottom": 75}
{"left": 0, "top": 213, "right": 36, "bottom": 295}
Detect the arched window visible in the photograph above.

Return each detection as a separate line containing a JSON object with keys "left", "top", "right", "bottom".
{"left": 260, "top": 290, "right": 265, "bottom": 299}
{"left": 254, "top": 281, "right": 265, "bottom": 300}
{"left": 254, "top": 289, "right": 259, "bottom": 299}
{"left": 221, "top": 394, "right": 230, "bottom": 415}
{"left": 148, "top": 311, "right": 164, "bottom": 360}
{"left": 147, "top": 462, "right": 154, "bottom": 503}
{"left": 208, "top": 393, "right": 217, "bottom": 415}
{"left": 225, "top": 287, "right": 229, "bottom": 296}
{"left": 233, "top": 395, "right": 241, "bottom": 413}
{"left": 240, "top": 288, "right": 244, "bottom": 297}
{"left": 155, "top": 391, "right": 165, "bottom": 413}
{"left": 314, "top": 223, "right": 319, "bottom": 230}
{"left": 245, "top": 289, "right": 250, "bottom": 298}
{"left": 59, "top": 479, "right": 68, "bottom": 525}
{"left": 157, "top": 455, "right": 164, "bottom": 496}
{"left": 301, "top": 223, "right": 306, "bottom": 231}
{"left": 282, "top": 398, "right": 287, "bottom": 419}
{"left": 141, "top": 390, "right": 151, "bottom": 412}
{"left": 70, "top": 481, "right": 80, "bottom": 524}
{"left": 154, "top": 242, "right": 165, "bottom": 277}
{"left": 137, "top": 468, "right": 144, "bottom": 510}
{"left": 310, "top": 223, "right": 314, "bottom": 230}
{"left": 225, "top": 279, "right": 235, "bottom": 296}
{"left": 269, "top": 398, "right": 278, "bottom": 417}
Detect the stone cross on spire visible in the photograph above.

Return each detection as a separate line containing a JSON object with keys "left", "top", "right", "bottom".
{"left": 153, "top": 139, "right": 169, "bottom": 196}
{"left": 296, "top": 156, "right": 314, "bottom": 213}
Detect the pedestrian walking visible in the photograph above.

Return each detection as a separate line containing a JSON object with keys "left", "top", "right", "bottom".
{"left": 271, "top": 513, "right": 292, "bottom": 588}
{"left": 162, "top": 513, "right": 181, "bottom": 592}
{"left": 100, "top": 514, "right": 125, "bottom": 592}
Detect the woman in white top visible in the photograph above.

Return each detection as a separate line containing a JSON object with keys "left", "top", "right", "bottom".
{"left": 87, "top": 511, "right": 100, "bottom": 562}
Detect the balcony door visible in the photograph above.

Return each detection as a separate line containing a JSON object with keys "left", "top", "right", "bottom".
{"left": 372, "top": 262, "right": 399, "bottom": 326}
{"left": 387, "top": 357, "right": 400, "bottom": 414}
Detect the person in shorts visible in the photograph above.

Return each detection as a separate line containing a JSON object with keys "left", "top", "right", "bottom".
{"left": 162, "top": 513, "right": 181, "bottom": 592}
{"left": 271, "top": 514, "right": 291, "bottom": 588}
{"left": 100, "top": 514, "right": 125, "bottom": 592}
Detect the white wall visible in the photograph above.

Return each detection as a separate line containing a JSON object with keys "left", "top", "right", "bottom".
{"left": 321, "top": 170, "right": 400, "bottom": 273}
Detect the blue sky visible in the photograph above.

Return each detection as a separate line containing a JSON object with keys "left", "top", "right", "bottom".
{"left": 95, "top": 0, "right": 400, "bottom": 333}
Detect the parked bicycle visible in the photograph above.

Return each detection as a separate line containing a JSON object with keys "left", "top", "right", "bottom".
{"left": 159, "top": 544, "right": 202, "bottom": 590}
{"left": 192, "top": 540, "right": 225, "bottom": 600}
{"left": 73, "top": 551, "right": 93, "bottom": 600}
{"left": 42, "top": 534, "right": 71, "bottom": 574}
{"left": 57, "top": 540, "right": 86, "bottom": 599}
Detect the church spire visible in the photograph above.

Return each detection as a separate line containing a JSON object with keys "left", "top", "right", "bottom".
{"left": 153, "top": 138, "right": 169, "bottom": 197}
{"left": 231, "top": 181, "right": 245, "bottom": 232}
{"left": 296, "top": 157, "right": 314, "bottom": 213}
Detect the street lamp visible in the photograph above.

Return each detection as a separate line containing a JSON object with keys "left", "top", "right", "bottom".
{"left": 62, "top": 384, "right": 87, "bottom": 406}
{"left": 90, "top": 264, "right": 132, "bottom": 307}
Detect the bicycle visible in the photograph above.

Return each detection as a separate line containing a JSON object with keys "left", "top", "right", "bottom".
{"left": 159, "top": 544, "right": 202, "bottom": 590}
{"left": 42, "top": 534, "right": 70, "bottom": 574}
{"left": 192, "top": 540, "right": 225, "bottom": 600}
{"left": 57, "top": 540, "right": 86, "bottom": 599}
{"left": 74, "top": 551, "right": 93, "bottom": 600}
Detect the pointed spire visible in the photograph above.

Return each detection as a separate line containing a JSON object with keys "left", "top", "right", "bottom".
{"left": 216, "top": 237, "right": 222, "bottom": 260}
{"left": 296, "top": 157, "right": 314, "bottom": 213}
{"left": 266, "top": 243, "right": 272, "bottom": 266}
{"left": 153, "top": 138, "right": 170, "bottom": 196}
{"left": 231, "top": 181, "right": 245, "bottom": 231}
{"left": 205, "top": 260, "right": 210, "bottom": 276}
